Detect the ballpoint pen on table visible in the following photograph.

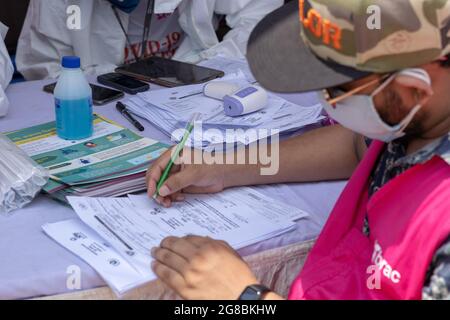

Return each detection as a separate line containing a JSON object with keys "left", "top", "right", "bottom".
{"left": 116, "top": 101, "right": 145, "bottom": 132}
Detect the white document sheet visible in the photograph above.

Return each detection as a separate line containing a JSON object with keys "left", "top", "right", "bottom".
{"left": 42, "top": 219, "right": 156, "bottom": 295}
{"left": 135, "top": 71, "right": 281, "bottom": 127}
{"left": 125, "top": 58, "right": 325, "bottom": 149}
{"left": 127, "top": 187, "right": 308, "bottom": 249}
{"left": 198, "top": 56, "right": 257, "bottom": 83}
{"left": 42, "top": 187, "right": 308, "bottom": 295}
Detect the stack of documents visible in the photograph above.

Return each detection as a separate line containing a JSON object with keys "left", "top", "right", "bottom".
{"left": 125, "top": 57, "right": 324, "bottom": 151}
{"left": 198, "top": 55, "right": 258, "bottom": 83}
{"left": 5, "top": 115, "right": 170, "bottom": 202}
{"left": 42, "top": 187, "right": 309, "bottom": 295}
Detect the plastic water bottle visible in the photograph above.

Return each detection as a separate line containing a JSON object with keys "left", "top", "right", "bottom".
{"left": 54, "top": 56, "right": 93, "bottom": 140}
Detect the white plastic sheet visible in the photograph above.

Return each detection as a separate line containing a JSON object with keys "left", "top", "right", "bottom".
{"left": 0, "top": 133, "right": 48, "bottom": 215}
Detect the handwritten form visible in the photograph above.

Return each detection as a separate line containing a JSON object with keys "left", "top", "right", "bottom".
{"left": 43, "top": 187, "right": 308, "bottom": 295}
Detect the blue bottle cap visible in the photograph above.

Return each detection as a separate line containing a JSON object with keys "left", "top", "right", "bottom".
{"left": 62, "top": 56, "right": 81, "bottom": 69}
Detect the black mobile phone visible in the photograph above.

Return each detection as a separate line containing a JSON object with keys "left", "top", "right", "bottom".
{"left": 115, "top": 56, "right": 225, "bottom": 88}
{"left": 97, "top": 73, "right": 150, "bottom": 94}
{"left": 43, "top": 83, "right": 125, "bottom": 106}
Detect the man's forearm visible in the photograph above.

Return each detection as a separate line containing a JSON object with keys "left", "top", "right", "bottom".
{"left": 223, "top": 124, "right": 362, "bottom": 188}
{"left": 264, "top": 292, "right": 285, "bottom": 300}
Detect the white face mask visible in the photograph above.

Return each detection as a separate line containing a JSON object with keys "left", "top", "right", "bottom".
{"left": 319, "top": 68, "right": 432, "bottom": 142}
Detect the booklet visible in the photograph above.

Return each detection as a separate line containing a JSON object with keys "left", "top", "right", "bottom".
{"left": 5, "top": 115, "right": 170, "bottom": 201}
{"left": 42, "top": 187, "right": 309, "bottom": 295}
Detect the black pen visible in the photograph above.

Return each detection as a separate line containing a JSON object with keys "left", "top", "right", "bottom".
{"left": 116, "top": 102, "right": 145, "bottom": 132}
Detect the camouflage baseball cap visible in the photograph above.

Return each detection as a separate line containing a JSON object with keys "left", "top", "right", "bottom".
{"left": 247, "top": 0, "right": 450, "bottom": 93}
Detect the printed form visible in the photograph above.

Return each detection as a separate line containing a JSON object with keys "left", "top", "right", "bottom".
{"left": 43, "top": 187, "right": 308, "bottom": 295}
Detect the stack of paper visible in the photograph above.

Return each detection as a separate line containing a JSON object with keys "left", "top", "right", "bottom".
{"left": 42, "top": 187, "right": 309, "bottom": 295}
{"left": 198, "top": 56, "right": 258, "bottom": 83}
{"left": 125, "top": 57, "right": 324, "bottom": 151}
{"left": 5, "top": 115, "right": 170, "bottom": 202}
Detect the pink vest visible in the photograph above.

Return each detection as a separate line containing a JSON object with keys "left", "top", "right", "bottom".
{"left": 288, "top": 141, "right": 450, "bottom": 300}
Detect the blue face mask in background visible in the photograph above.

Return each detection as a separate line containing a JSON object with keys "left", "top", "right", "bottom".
{"left": 108, "top": 0, "right": 141, "bottom": 13}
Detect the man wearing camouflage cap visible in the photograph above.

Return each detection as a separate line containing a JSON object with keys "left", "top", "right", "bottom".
{"left": 146, "top": 0, "right": 450, "bottom": 299}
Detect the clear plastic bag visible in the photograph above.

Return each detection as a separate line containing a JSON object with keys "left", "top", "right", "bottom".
{"left": 0, "top": 133, "right": 49, "bottom": 215}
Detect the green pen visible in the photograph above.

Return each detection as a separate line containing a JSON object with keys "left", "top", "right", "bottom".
{"left": 153, "top": 113, "right": 200, "bottom": 199}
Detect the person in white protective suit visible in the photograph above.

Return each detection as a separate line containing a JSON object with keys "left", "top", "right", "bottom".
{"left": 0, "top": 22, "right": 14, "bottom": 117}
{"left": 16, "top": 0, "right": 283, "bottom": 80}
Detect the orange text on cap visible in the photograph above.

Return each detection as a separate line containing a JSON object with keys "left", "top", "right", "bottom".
{"left": 299, "top": 0, "right": 342, "bottom": 51}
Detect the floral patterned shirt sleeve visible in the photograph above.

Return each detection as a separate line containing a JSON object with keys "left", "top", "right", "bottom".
{"left": 422, "top": 235, "right": 450, "bottom": 300}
